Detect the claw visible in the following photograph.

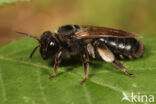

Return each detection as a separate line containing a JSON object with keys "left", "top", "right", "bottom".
{"left": 125, "top": 71, "right": 134, "bottom": 77}
{"left": 129, "top": 73, "right": 135, "bottom": 77}
{"left": 49, "top": 75, "right": 56, "bottom": 79}
{"left": 80, "top": 78, "right": 87, "bottom": 85}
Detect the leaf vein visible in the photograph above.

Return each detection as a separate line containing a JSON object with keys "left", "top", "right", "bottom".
{"left": 1, "top": 55, "right": 155, "bottom": 95}
{"left": 83, "top": 85, "right": 92, "bottom": 104}
{"left": 66, "top": 71, "right": 123, "bottom": 93}
{"left": 0, "top": 69, "right": 7, "bottom": 103}
{"left": 36, "top": 70, "right": 48, "bottom": 104}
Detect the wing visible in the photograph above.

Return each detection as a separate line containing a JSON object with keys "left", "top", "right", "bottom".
{"left": 74, "top": 25, "right": 141, "bottom": 39}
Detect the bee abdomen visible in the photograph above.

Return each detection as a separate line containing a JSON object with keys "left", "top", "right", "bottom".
{"left": 97, "top": 38, "right": 145, "bottom": 60}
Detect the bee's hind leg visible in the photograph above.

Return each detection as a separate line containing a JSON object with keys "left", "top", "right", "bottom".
{"left": 96, "top": 44, "right": 134, "bottom": 77}
{"left": 113, "top": 60, "right": 134, "bottom": 77}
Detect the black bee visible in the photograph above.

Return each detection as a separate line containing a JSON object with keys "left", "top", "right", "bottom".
{"left": 17, "top": 24, "right": 145, "bottom": 85}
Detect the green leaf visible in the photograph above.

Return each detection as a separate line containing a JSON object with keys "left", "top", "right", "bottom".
{"left": 0, "top": 0, "right": 30, "bottom": 7}
{"left": 0, "top": 36, "right": 155, "bottom": 104}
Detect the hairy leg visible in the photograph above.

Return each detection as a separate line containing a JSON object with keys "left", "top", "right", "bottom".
{"left": 49, "top": 49, "right": 64, "bottom": 79}
{"left": 113, "top": 60, "right": 134, "bottom": 77}
{"left": 80, "top": 49, "right": 89, "bottom": 85}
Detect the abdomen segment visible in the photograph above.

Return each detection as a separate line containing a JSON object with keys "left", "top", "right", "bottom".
{"left": 95, "top": 38, "right": 145, "bottom": 60}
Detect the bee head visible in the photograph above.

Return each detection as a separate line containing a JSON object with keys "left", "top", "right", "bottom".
{"left": 16, "top": 31, "right": 59, "bottom": 60}
{"left": 39, "top": 31, "right": 59, "bottom": 59}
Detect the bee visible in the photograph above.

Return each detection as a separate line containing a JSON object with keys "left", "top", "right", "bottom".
{"left": 17, "top": 24, "right": 145, "bottom": 85}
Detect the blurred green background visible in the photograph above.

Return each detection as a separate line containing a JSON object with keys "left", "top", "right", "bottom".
{"left": 0, "top": 0, "right": 156, "bottom": 45}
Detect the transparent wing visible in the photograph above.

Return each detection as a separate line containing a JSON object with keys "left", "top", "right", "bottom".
{"left": 74, "top": 25, "right": 141, "bottom": 39}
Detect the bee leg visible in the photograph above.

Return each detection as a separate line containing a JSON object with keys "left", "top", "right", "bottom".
{"left": 49, "top": 49, "right": 64, "bottom": 79}
{"left": 113, "top": 60, "right": 134, "bottom": 77}
{"left": 80, "top": 49, "right": 89, "bottom": 85}
{"left": 96, "top": 45, "right": 133, "bottom": 76}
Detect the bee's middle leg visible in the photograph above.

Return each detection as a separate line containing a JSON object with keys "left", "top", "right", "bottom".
{"left": 80, "top": 49, "right": 89, "bottom": 85}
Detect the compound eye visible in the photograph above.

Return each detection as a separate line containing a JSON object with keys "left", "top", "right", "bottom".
{"left": 50, "top": 41, "right": 55, "bottom": 46}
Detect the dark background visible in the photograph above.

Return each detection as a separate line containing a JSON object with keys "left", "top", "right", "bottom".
{"left": 0, "top": 0, "right": 156, "bottom": 45}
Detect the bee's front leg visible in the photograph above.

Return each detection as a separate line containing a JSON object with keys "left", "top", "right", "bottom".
{"left": 80, "top": 49, "right": 89, "bottom": 85}
{"left": 49, "top": 48, "right": 64, "bottom": 79}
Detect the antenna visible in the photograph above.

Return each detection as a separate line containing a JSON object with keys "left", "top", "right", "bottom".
{"left": 16, "top": 32, "right": 40, "bottom": 41}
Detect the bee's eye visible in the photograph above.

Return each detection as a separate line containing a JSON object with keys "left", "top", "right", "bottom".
{"left": 50, "top": 42, "right": 55, "bottom": 46}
